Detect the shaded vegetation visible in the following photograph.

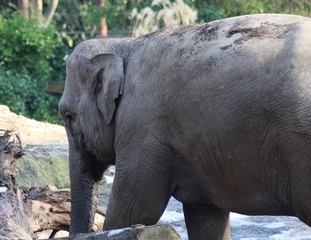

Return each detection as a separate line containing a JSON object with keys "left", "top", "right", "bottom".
{"left": 0, "top": 9, "right": 68, "bottom": 123}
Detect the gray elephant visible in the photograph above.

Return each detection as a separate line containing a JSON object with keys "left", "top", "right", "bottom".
{"left": 59, "top": 14, "right": 311, "bottom": 240}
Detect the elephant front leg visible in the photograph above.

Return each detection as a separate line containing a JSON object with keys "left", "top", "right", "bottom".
{"left": 183, "top": 203, "right": 230, "bottom": 240}
{"left": 103, "top": 172, "right": 172, "bottom": 230}
{"left": 103, "top": 151, "right": 174, "bottom": 230}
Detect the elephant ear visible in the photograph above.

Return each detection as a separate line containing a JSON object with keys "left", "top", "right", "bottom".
{"left": 91, "top": 53, "right": 124, "bottom": 125}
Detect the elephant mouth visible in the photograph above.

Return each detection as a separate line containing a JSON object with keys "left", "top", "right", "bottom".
{"left": 72, "top": 133, "right": 112, "bottom": 182}
{"left": 81, "top": 143, "right": 107, "bottom": 181}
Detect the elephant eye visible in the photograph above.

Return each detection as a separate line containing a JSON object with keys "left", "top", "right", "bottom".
{"left": 63, "top": 110, "right": 75, "bottom": 129}
{"left": 65, "top": 111, "right": 73, "bottom": 122}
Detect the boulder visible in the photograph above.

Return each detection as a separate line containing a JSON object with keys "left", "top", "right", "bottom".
{"left": 15, "top": 144, "right": 70, "bottom": 189}
{"left": 35, "top": 229, "right": 54, "bottom": 239}
{"left": 54, "top": 230, "right": 69, "bottom": 238}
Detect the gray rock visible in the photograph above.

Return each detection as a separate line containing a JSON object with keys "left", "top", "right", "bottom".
{"left": 15, "top": 144, "right": 70, "bottom": 189}
{"left": 54, "top": 224, "right": 181, "bottom": 240}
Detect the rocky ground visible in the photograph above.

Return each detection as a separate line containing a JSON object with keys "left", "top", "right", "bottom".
{"left": 1, "top": 104, "right": 311, "bottom": 239}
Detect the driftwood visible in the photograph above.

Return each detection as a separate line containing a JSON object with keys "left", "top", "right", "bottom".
{"left": 0, "top": 130, "right": 32, "bottom": 240}
{"left": 29, "top": 185, "right": 105, "bottom": 239}
{"left": 0, "top": 130, "right": 105, "bottom": 239}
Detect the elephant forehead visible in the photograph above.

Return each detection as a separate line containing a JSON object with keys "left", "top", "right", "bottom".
{"left": 66, "top": 50, "right": 88, "bottom": 68}
{"left": 66, "top": 54, "right": 95, "bottom": 81}
{"left": 71, "top": 38, "right": 123, "bottom": 59}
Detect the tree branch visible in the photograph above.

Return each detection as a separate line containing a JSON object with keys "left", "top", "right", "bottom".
{"left": 31, "top": 0, "right": 42, "bottom": 19}
{"left": 43, "top": 0, "right": 59, "bottom": 27}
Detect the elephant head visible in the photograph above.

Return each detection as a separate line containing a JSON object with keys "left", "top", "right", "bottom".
{"left": 58, "top": 38, "right": 129, "bottom": 233}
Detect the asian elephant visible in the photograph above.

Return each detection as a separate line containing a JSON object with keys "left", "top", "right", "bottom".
{"left": 59, "top": 14, "right": 311, "bottom": 240}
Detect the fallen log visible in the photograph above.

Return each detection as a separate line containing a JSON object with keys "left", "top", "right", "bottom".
{"left": 0, "top": 130, "right": 104, "bottom": 239}
{"left": 28, "top": 185, "right": 105, "bottom": 238}
{"left": 0, "top": 130, "right": 32, "bottom": 240}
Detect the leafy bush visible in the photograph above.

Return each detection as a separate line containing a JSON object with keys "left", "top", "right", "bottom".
{"left": 0, "top": 10, "right": 69, "bottom": 124}
{"left": 0, "top": 67, "right": 60, "bottom": 123}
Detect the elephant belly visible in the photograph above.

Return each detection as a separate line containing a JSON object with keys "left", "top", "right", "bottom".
{"left": 174, "top": 135, "right": 297, "bottom": 217}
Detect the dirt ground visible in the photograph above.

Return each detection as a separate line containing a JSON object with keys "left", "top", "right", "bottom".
{"left": 0, "top": 105, "right": 68, "bottom": 146}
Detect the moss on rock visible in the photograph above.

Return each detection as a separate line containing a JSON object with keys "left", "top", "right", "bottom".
{"left": 16, "top": 144, "right": 70, "bottom": 190}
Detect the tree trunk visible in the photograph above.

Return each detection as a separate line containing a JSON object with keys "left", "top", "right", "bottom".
{"left": 30, "top": 0, "right": 59, "bottom": 27}
{"left": 18, "top": 0, "right": 29, "bottom": 18}
{"left": 96, "top": 0, "right": 108, "bottom": 36}
{"left": 31, "top": 0, "right": 42, "bottom": 18}
{"left": 43, "top": 0, "right": 59, "bottom": 27}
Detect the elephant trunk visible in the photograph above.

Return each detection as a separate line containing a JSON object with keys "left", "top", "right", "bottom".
{"left": 68, "top": 140, "right": 101, "bottom": 233}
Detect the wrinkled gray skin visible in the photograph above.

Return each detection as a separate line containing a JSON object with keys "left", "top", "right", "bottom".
{"left": 59, "top": 14, "right": 311, "bottom": 240}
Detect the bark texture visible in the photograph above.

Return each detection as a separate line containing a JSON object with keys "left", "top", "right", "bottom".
{"left": 30, "top": 0, "right": 59, "bottom": 27}
{"left": 0, "top": 130, "right": 32, "bottom": 240}
{"left": 0, "top": 130, "right": 104, "bottom": 239}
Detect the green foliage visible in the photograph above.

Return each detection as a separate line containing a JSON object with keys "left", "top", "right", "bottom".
{"left": 197, "top": 4, "right": 223, "bottom": 22}
{"left": 0, "top": 67, "right": 60, "bottom": 123}
{"left": 200, "top": 0, "right": 311, "bottom": 20}
{"left": 54, "top": 0, "right": 155, "bottom": 41}
{"left": 86, "top": 5, "right": 105, "bottom": 29}
{"left": 0, "top": 9, "right": 68, "bottom": 124}
{"left": 54, "top": 0, "right": 96, "bottom": 43}
{"left": 2, "top": 1, "right": 311, "bottom": 44}
{"left": 85, "top": 0, "right": 133, "bottom": 36}
{"left": 54, "top": 0, "right": 135, "bottom": 42}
